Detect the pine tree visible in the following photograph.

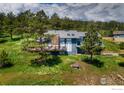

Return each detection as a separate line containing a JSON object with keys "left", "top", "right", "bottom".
{"left": 50, "top": 13, "right": 61, "bottom": 29}
{"left": 0, "top": 50, "right": 12, "bottom": 68}
{"left": 4, "top": 12, "right": 16, "bottom": 40}
{"left": 82, "top": 23, "right": 102, "bottom": 62}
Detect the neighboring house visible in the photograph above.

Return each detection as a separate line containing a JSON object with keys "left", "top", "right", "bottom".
{"left": 113, "top": 31, "right": 124, "bottom": 42}
{"left": 44, "top": 30, "right": 86, "bottom": 54}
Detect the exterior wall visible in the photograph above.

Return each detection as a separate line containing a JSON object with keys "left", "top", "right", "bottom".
{"left": 59, "top": 38, "right": 78, "bottom": 54}
{"left": 48, "top": 37, "right": 84, "bottom": 54}
{"left": 51, "top": 35, "right": 60, "bottom": 49}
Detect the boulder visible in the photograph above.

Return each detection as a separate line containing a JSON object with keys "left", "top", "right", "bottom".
{"left": 70, "top": 63, "right": 80, "bottom": 69}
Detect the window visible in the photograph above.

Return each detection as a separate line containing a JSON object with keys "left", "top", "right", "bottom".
{"left": 72, "top": 34, "right": 75, "bottom": 36}
{"left": 60, "top": 38, "right": 65, "bottom": 44}
{"left": 66, "top": 39, "right": 71, "bottom": 44}
{"left": 67, "top": 33, "right": 70, "bottom": 36}
{"left": 77, "top": 41, "right": 80, "bottom": 45}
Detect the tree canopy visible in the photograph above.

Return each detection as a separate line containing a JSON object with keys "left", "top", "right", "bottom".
{"left": 0, "top": 9, "right": 124, "bottom": 38}
{"left": 81, "top": 23, "right": 103, "bottom": 62}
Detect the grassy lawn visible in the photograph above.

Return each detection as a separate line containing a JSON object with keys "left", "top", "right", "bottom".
{"left": 102, "top": 39, "right": 120, "bottom": 51}
{"left": 0, "top": 37, "right": 124, "bottom": 85}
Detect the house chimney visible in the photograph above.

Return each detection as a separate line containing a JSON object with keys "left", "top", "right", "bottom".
{"left": 51, "top": 35, "right": 60, "bottom": 49}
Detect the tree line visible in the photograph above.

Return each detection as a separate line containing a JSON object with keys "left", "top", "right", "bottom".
{"left": 0, "top": 9, "right": 124, "bottom": 40}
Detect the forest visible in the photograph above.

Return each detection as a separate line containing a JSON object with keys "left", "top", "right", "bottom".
{"left": 0, "top": 9, "right": 124, "bottom": 39}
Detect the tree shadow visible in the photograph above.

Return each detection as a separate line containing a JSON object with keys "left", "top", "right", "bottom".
{"left": 118, "top": 62, "right": 124, "bottom": 67}
{"left": 0, "top": 62, "right": 14, "bottom": 69}
{"left": 82, "top": 57, "right": 104, "bottom": 68}
{"left": 31, "top": 55, "right": 62, "bottom": 67}
{"left": 119, "top": 54, "right": 124, "bottom": 57}
{"left": 0, "top": 34, "right": 9, "bottom": 38}
{"left": 11, "top": 37, "right": 21, "bottom": 41}
{"left": 0, "top": 39, "right": 7, "bottom": 43}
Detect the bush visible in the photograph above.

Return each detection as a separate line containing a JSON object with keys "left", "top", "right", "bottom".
{"left": 0, "top": 50, "right": 13, "bottom": 68}
{"left": 118, "top": 62, "right": 124, "bottom": 67}
{"left": 31, "top": 53, "right": 62, "bottom": 67}
{"left": 31, "top": 51, "right": 51, "bottom": 66}
{"left": 82, "top": 57, "right": 104, "bottom": 68}
{"left": 119, "top": 42, "right": 124, "bottom": 49}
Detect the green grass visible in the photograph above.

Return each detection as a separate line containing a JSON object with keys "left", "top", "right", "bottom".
{"left": 102, "top": 39, "right": 120, "bottom": 51}
{"left": 0, "top": 36, "right": 124, "bottom": 85}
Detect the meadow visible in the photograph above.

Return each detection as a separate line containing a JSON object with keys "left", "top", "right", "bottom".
{"left": 0, "top": 36, "right": 124, "bottom": 85}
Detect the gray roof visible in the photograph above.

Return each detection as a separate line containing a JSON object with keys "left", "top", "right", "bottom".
{"left": 44, "top": 30, "right": 85, "bottom": 38}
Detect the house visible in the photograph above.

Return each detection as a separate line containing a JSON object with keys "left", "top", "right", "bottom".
{"left": 44, "top": 30, "right": 86, "bottom": 54}
{"left": 113, "top": 31, "right": 124, "bottom": 42}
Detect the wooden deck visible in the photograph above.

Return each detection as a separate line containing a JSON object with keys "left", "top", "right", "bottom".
{"left": 26, "top": 46, "right": 66, "bottom": 53}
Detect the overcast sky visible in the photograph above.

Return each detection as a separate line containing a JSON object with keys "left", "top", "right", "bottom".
{"left": 0, "top": 3, "right": 124, "bottom": 22}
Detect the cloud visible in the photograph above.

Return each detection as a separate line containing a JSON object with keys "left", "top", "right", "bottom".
{"left": 0, "top": 3, "right": 123, "bottom": 22}
{"left": 0, "top": 3, "right": 41, "bottom": 14}
{"left": 84, "top": 3, "right": 124, "bottom": 22}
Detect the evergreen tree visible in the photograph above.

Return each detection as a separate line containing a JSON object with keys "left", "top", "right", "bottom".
{"left": 82, "top": 23, "right": 102, "bottom": 62}
{"left": 0, "top": 50, "right": 12, "bottom": 68}
{"left": 50, "top": 13, "right": 61, "bottom": 29}
{"left": 36, "top": 10, "right": 48, "bottom": 21}
{"left": 0, "top": 12, "right": 6, "bottom": 35}
{"left": 5, "top": 12, "right": 16, "bottom": 40}
{"left": 16, "top": 11, "right": 29, "bottom": 38}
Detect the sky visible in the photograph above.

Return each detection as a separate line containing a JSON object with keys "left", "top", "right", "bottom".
{"left": 0, "top": 3, "right": 124, "bottom": 22}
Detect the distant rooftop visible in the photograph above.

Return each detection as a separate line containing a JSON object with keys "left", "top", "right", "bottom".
{"left": 113, "top": 31, "right": 124, "bottom": 35}
{"left": 44, "top": 30, "right": 85, "bottom": 38}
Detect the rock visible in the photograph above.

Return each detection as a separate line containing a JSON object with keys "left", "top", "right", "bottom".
{"left": 70, "top": 63, "right": 80, "bottom": 69}
{"left": 100, "top": 77, "right": 107, "bottom": 85}
{"left": 117, "top": 74, "right": 124, "bottom": 81}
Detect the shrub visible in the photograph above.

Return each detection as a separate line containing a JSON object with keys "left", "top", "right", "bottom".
{"left": 119, "top": 42, "right": 124, "bottom": 49}
{"left": 118, "top": 62, "right": 124, "bottom": 67}
{"left": 31, "top": 51, "right": 51, "bottom": 66}
{"left": 82, "top": 57, "right": 104, "bottom": 68}
{"left": 0, "top": 50, "right": 13, "bottom": 68}
{"left": 31, "top": 52, "right": 62, "bottom": 67}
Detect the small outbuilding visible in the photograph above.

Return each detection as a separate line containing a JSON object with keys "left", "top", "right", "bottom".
{"left": 113, "top": 31, "right": 124, "bottom": 42}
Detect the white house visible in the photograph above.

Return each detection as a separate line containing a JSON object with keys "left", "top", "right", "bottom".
{"left": 44, "top": 30, "right": 86, "bottom": 54}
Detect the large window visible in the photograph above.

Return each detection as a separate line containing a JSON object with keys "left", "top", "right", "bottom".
{"left": 67, "top": 33, "right": 70, "bottom": 36}
{"left": 60, "top": 38, "right": 65, "bottom": 44}
{"left": 66, "top": 39, "right": 72, "bottom": 44}
{"left": 72, "top": 39, "right": 77, "bottom": 44}
{"left": 72, "top": 34, "right": 75, "bottom": 36}
{"left": 77, "top": 40, "right": 80, "bottom": 45}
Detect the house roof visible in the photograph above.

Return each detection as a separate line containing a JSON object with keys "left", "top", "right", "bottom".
{"left": 44, "top": 30, "right": 86, "bottom": 38}
{"left": 113, "top": 31, "right": 124, "bottom": 35}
